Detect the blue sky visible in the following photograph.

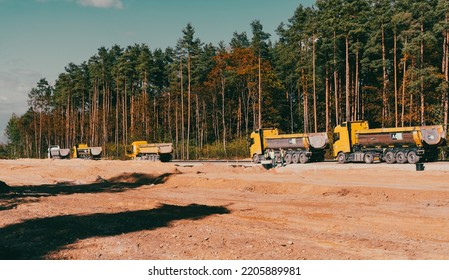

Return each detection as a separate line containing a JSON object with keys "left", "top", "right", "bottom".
{"left": 0, "top": 0, "right": 315, "bottom": 143}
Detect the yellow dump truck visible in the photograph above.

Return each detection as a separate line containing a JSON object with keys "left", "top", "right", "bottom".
{"left": 249, "top": 128, "right": 329, "bottom": 164}
{"left": 71, "top": 144, "right": 102, "bottom": 159}
{"left": 125, "top": 141, "right": 173, "bottom": 162}
{"left": 333, "top": 121, "right": 446, "bottom": 164}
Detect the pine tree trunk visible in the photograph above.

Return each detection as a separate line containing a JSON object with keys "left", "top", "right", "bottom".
{"left": 154, "top": 96, "right": 159, "bottom": 141}
{"left": 71, "top": 100, "right": 76, "bottom": 147}
{"left": 238, "top": 95, "right": 242, "bottom": 138}
{"left": 444, "top": 25, "right": 449, "bottom": 133}
{"left": 38, "top": 111, "right": 42, "bottom": 158}
{"left": 244, "top": 90, "right": 249, "bottom": 137}
{"left": 410, "top": 65, "right": 415, "bottom": 126}
{"left": 168, "top": 90, "right": 172, "bottom": 141}
{"left": 382, "top": 25, "right": 388, "bottom": 128}
{"left": 221, "top": 75, "right": 226, "bottom": 153}
{"left": 334, "top": 31, "right": 339, "bottom": 125}
{"left": 122, "top": 81, "right": 127, "bottom": 148}
{"left": 180, "top": 59, "right": 185, "bottom": 159}
{"left": 394, "top": 32, "right": 398, "bottom": 127}
{"left": 298, "top": 83, "right": 302, "bottom": 131}
{"left": 325, "top": 67, "right": 329, "bottom": 133}
{"left": 252, "top": 95, "right": 256, "bottom": 132}
{"left": 187, "top": 54, "right": 191, "bottom": 160}
{"left": 303, "top": 69, "right": 309, "bottom": 133}
{"left": 345, "top": 34, "right": 350, "bottom": 122}
{"left": 196, "top": 93, "right": 199, "bottom": 157}
{"left": 355, "top": 46, "right": 359, "bottom": 121}
{"left": 175, "top": 99, "right": 179, "bottom": 159}
{"left": 420, "top": 23, "right": 425, "bottom": 125}
{"left": 313, "top": 33, "right": 317, "bottom": 132}
{"left": 258, "top": 52, "right": 262, "bottom": 129}
{"left": 401, "top": 52, "right": 407, "bottom": 127}
{"left": 66, "top": 93, "right": 70, "bottom": 148}
{"left": 130, "top": 95, "right": 134, "bottom": 140}
{"left": 115, "top": 79, "right": 119, "bottom": 158}
{"left": 289, "top": 91, "right": 293, "bottom": 133}
{"left": 102, "top": 74, "right": 108, "bottom": 157}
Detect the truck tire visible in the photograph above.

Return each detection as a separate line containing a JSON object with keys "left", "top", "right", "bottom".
{"left": 252, "top": 154, "right": 260, "bottom": 164}
{"left": 292, "top": 153, "right": 299, "bottom": 164}
{"left": 396, "top": 151, "right": 407, "bottom": 164}
{"left": 284, "top": 153, "right": 292, "bottom": 165}
{"left": 385, "top": 151, "right": 396, "bottom": 164}
{"left": 407, "top": 151, "right": 419, "bottom": 164}
{"left": 337, "top": 152, "right": 346, "bottom": 164}
{"left": 364, "top": 153, "right": 374, "bottom": 164}
{"left": 299, "top": 153, "right": 309, "bottom": 164}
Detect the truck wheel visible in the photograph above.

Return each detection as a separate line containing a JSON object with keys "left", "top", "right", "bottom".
{"left": 292, "top": 153, "right": 299, "bottom": 164}
{"left": 299, "top": 153, "right": 309, "bottom": 164}
{"left": 337, "top": 152, "right": 346, "bottom": 164}
{"left": 385, "top": 151, "right": 396, "bottom": 164}
{"left": 252, "top": 154, "right": 260, "bottom": 164}
{"left": 284, "top": 153, "right": 292, "bottom": 165}
{"left": 407, "top": 151, "right": 419, "bottom": 164}
{"left": 396, "top": 151, "right": 407, "bottom": 164}
{"left": 364, "top": 153, "right": 374, "bottom": 164}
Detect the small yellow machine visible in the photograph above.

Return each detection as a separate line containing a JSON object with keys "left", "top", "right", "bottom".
{"left": 125, "top": 141, "right": 173, "bottom": 162}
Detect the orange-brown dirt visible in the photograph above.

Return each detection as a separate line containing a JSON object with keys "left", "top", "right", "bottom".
{"left": 0, "top": 159, "right": 448, "bottom": 260}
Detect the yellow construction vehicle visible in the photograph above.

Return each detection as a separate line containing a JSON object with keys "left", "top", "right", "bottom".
{"left": 249, "top": 128, "right": 329, "bottom": 164}
{"left": 333, "top": 121, "right": 446, "bottom": 164}
{"left": 125, "top": 141, "right": 173, "bottom": 162}
{"left": 71, "top": 144, "right": 102, "bottom": 159}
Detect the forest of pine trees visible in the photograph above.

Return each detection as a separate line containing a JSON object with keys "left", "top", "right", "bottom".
{"left": 4, "top": 0, "right": 449, "bottom": 159}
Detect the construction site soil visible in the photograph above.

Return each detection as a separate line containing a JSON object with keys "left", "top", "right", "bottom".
{"left": 0, "top": 159, "right": 448, "bottom": 260}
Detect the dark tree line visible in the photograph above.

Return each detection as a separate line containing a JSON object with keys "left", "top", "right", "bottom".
{"left": 5, "top": 0, "right": 449, "bottom": 159}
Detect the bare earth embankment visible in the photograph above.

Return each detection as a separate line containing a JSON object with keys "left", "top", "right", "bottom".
{"left": 0, "top": 159, "right": 448, "bottom": 260}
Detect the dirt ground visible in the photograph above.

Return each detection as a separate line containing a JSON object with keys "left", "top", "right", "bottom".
{"left": 0, "top": 158, "right": 448, "bottom": 260}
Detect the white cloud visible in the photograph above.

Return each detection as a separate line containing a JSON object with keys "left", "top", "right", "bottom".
{"left": 77, "top": 0, "right": 123, "bottom": 9}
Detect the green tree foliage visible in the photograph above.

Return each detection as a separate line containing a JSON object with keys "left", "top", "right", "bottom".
{"left": 5, "top": 0, "right": 449, "bottom": 159}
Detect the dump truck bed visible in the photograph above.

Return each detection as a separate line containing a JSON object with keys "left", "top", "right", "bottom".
{"left": 265, "top": 132, "right": 328, "bottom": 150}
{"left": 355, "top": 125, "right": 445, "bottom": 148}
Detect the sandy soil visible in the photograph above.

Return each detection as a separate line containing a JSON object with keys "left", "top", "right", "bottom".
{"left": 0, "top": 159, "right": 448, "bottom": 260}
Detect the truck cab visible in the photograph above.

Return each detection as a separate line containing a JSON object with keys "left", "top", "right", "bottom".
{"left": 249, "top": 128, "right": 278, "bottom": 163}
{"left": 333, "top": 121, "right": 369, "bottom": 160}
{"left": 125, "top": 141, "right": 149, "bottom": 159}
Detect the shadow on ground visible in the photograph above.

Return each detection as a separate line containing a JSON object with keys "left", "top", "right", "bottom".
{"left": 0, "top": 203, "right": 230, "bottom": 260}
{"left": 0, "top": 172, "right": 173, "bottom": 210}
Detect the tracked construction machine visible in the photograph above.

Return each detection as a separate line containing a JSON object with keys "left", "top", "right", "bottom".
{"left": 333, "top": 121, "right": 446, "bottom": 164}
{"left": 249, "top": 128, "right": 329, "bottom": 165}
{"left": 125, "top": 141, "right": 173, "bottom": 162}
